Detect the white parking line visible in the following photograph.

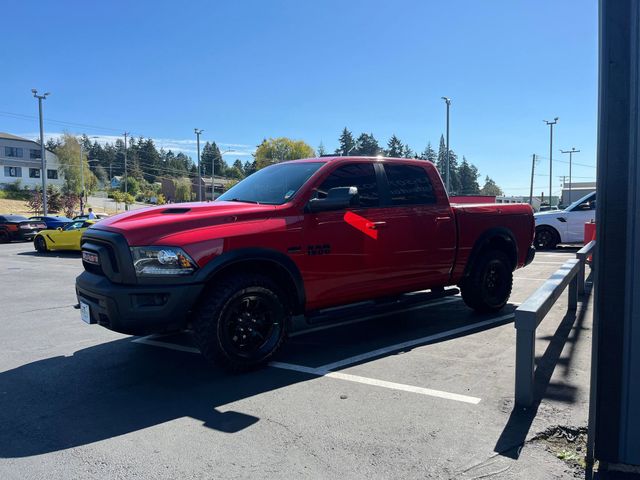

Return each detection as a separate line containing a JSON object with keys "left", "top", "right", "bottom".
{"left": 316, "top": 313, "right": 515, "bottom": 372}
{"left": 133, "top": 334, "right": 484, "bottom": 404}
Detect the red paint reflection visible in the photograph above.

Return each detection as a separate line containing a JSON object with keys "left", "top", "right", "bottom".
{"left": 343, "top": 211, "right": 378, "bottom": 240}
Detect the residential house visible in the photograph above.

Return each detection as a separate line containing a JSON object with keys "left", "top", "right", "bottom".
{"left": 0, "top": 132, "right": 64, "bottom": 189}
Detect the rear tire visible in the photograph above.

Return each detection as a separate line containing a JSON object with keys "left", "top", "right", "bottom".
{"left": 192, "top": 273, "right": 289, "bottom": 372}
{"left": 0, "top": 230, "right": 9, "bottom": 244}
{"left": 460, "top": 250, "right": 513, "bottom": 313}
{"left": 34, "top": 236, "right": 48, "bottom": 253}
{"left": 534, "top": 226, "right": 559, "bottom": 250}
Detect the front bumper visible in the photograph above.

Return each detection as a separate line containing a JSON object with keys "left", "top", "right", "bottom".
{"left": 76, "top": 271, "right": 205, "bottom": 336}
{"left": 14, "top": 229, "right": 39, "bottom": 241}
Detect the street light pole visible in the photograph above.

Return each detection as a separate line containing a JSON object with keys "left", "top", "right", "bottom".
{"left": 441, "top": 97, "right": 451, "bottom": 193}
{"left": 32, "top": 89, "right": 49, "bottom": 215}
{"left": 194, "top": 128, "right": 203, "bottom": 201}
{"left": 544, "top": 118, "right": 559, "bottom": 206}
{"left": 560, "top": 147, "right": 580, "bottom": 205}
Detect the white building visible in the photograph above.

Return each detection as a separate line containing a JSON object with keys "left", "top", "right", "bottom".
{"left": 0, "top": 132, "right": 65, "bottom": 189}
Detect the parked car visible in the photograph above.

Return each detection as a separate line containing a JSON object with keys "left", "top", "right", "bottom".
{"left": 34, "top": 220, "right": 96, "bottom": 252}
{"left": 0, "top": 215, "right": 46, "bottom": 243}
{"left": 76, "top": 156, "right": 535, "bottom": 371}
{"left": 534, "top": 191, "right": 596, "bottom": 249}
{"left": 73, "top": 213, "right": 110, "bottom": 221}
{"left": 29, "top": 215, "right": 73, "bottom": 230}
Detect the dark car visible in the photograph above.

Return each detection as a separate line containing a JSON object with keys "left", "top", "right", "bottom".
{"left": 29, "top": 215, "right": 73, "bottom": 230}
{"left": 0, "top": 215, "right": 47, "bottom": 243}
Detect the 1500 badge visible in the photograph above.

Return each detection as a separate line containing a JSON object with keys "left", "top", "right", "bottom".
{"left": 307, "top": 244, "right": 331, "bottom": 256}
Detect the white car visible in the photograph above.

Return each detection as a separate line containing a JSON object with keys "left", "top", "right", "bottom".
{"left": 534, "top": 191, "right": 596, "bottom": 249}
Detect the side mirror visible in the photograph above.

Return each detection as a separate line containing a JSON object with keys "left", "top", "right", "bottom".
{"left": 308, "top": 186, "right": 359, "bottom": 213}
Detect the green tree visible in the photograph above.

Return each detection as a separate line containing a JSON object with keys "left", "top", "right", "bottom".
{"left": 121, "top": 176, "right": 140, "bottom": 197}
{"left": 480, "top": 176, "right": 504, "bottom": 196}
{"left": 173, "top": 177, "right": 192, "bottom": 202}
{"left": 354, "top": 133, "right": 381, "bottom": 156}
{"left": 436, "top": 135, "right": 461, "bottom": 194}
{"left": 317, "top": 141, "right": 326, "bottom": 156}
{"left": 254, "top": 138, "right": 315, "bottom": 170}
{"left": 421, "top": 142, "right": 436, "bottom": 162}
{"left": 335, "top": 128, "right": 356, "bottom": 156}
{"left": 201, "top": 141, "right": 227, "bottom": 177}
{"left": 243, "top": 160, "right": 256, "bottom": 177}
{"left": 458, "top": 157, "right": 481, "bottom": 194}
{"left": 54, "top": 134, "right": 98, "bottom": 197}
{"left": 386, "top": 135, "right": 404, "bottom": 157}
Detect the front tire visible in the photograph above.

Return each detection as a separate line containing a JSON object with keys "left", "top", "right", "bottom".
{"left": 0, "top": 230, "right": 9, "bottom": 244}
{"left": 34, "top": 236, "right": 48, "bottom": 253}
{"left": 534, "top": 226, "right": 559, "bottom": 250}
{"left": 192, "top": 273, "right": 289, "bottom": 372}
{"left": 460, "top": 250, "right": 513, "bottom": 313}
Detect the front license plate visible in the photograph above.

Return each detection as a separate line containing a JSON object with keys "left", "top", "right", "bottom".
{"left": 80, "top": 302, "right": 91, "bottom": 324}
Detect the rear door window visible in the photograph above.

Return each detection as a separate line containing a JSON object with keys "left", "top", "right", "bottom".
{"left": 383, "top": 164, "right": 437, "bottom": 205}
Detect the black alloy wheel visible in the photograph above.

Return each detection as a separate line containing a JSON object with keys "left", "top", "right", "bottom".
{"left": 535, "top": 226, "right": 559, "bottom": 250}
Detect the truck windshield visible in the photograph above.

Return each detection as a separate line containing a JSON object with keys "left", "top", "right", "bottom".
{"left": 218, "top": 162, "right": 324, "bottom": 205}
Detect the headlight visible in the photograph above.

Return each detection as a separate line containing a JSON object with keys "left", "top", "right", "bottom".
{"left": 130, "top": 246, "right": 198, "bottom": 276}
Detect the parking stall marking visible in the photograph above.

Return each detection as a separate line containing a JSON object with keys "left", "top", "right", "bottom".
{"left": 130, "top": 337, "right": 484, "bottom": 404}
{"left": 316, "top": 312, "right": 515, "bottom": 372}
{"left": 130, "top": 312, "right": 517, "bottom": 405}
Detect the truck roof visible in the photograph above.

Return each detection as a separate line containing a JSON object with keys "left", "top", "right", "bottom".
{"left": 285, "top": 156, "right": 434, "bottom": 166}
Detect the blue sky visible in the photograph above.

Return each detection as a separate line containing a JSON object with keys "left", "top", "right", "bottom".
{"left": 1, "top": 0, "right": 597, "bottom": 196}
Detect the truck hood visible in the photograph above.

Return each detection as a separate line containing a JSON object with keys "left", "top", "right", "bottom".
{"left": 534, "top": 210, "right": 566, "bottom": 220}
{"left": 92, "top": 201, "right": 277, "bottom": 245}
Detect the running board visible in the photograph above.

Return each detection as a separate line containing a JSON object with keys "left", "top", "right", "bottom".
{"left": 304, "top": 287, "right": 460, "bottom": 325}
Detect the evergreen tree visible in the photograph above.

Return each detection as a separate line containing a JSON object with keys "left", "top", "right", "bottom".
{"left": 354, "top": 133, "right": 380, "bottom": 156}
{"left": 386, "top": 135, "right": 404, "bottom": 157}
{"left": 243, "top": 160, "right": 257, "bottom": 177}
{"left": 480, "top": 176, "right": 504, "bottom": 196}
{"left": 335, "top": 128, "right": 356, "bottom": 155}
{"left": 458, "top": 157, "right": 481, "bottom": 194}
{"left": 402, "top": 145, "right": 414, "bottom": 158}
{"left": 421, "top": 142, "right": 436, "bottom": 162}
{"left": 317, "top": 141, "right": 326, "bottom": 156}
{"left": 436, "top": 134, "right": 461, "bottom": 193}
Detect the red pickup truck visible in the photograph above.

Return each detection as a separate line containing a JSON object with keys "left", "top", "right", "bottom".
{"left": 76, "top": 157, "right": 535, "bottom": 370}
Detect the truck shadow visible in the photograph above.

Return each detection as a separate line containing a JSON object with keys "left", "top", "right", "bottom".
{"left": 0, "top": 299, "right": 516, "bottom": 458}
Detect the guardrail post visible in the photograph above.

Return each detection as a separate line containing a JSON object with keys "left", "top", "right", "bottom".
{"left": 569, "top": 273, "right": 578, "bottom": 310}
{"left": 515, "top": 313, "right": 536, "bottom": 408}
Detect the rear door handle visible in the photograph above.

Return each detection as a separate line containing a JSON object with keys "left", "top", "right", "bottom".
{"left": 435, "top": 216, "right": 452, "bottom": 222}
{"left": 366, "top": 221, "right": 387, "bottom": 230}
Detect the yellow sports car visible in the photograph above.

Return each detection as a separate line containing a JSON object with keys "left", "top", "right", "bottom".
{"left": 34, "top": 219, "right": 96, "bottom": 252}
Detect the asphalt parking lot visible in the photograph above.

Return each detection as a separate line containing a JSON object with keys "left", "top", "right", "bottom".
{"left": 0, "top": 241, "right": 592, "bottom": 479}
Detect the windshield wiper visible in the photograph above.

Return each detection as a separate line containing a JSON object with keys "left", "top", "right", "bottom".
{"left": 226, "top": 198, "right": 261, "bottom": 204}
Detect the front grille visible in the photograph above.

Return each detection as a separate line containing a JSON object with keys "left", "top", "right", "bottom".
{"left": 81, "top": 229, "right": 134, "bottom": 284}
{"left": 82, "top": 261, "right": 104, "bottom": 276}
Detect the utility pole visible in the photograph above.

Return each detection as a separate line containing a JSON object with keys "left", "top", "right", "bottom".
{"left": 441, "top": 96, "right": 452, "bottom": 192}
{"left": 79, "top": 144, "right": 85, "bottom": 215}
{"left": 544, "top": 118, "right": 559, "bottom": 206}
{"left": 123, "top": 132, "right": 129, "bottom": 210}
{"left": 32, "top": 89, "right": 49, "bottom": 215}
{"left": 529, "top": 154, "right": 537, "bottom": 206}
{"left": 194, "top": 129, "right": 203, "bottom": 201}
{"left": 560, "top": 147, "right": 580, "bottom": 205}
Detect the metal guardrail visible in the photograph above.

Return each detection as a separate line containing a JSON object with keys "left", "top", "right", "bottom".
{"left": 514, "top": 241, "right": 596, "bottom": 407}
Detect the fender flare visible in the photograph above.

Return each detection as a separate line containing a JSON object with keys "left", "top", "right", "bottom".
{"left": 195, "top": 248, "right": 306, "bottom": 313}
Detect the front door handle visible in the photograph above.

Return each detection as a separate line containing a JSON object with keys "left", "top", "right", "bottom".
{"left": 366, "top": 221, "right": 387, "bottom": 230}
{"left": 435, "top": 216, "right": 452, "bottom": 222}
